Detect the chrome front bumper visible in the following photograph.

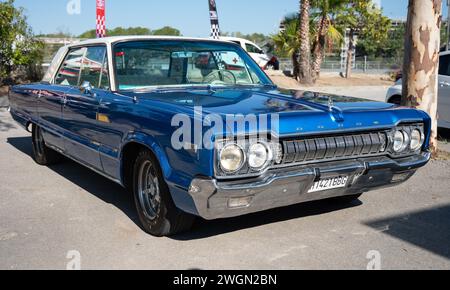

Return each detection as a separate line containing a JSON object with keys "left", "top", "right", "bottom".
{"left": 188, "top": 152, "right": 431, "bottom": 220}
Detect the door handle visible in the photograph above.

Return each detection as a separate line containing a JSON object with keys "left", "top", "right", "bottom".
{"left": 440, "top": 81, "right": 450, "bottom": 87}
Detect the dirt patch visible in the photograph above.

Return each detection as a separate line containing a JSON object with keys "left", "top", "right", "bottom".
{"left": 0, "top": 86, "right": 9, "bottom": 96}
{"left": 435, "top": 150, "right": 450, "bottom": 161}
{"left": 267, "top": 71, "right": 394, "bottom": 89}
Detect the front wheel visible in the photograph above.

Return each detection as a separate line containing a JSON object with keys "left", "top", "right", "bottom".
{"left": 132, "top": 150, "right": 195, "bottom": 236}
{"left": 31, "top": 124, "right": 62, "bottom": 165}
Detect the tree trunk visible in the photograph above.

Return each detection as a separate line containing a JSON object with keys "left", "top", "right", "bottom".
{"left": 292, "top": 51, "right": 300, "bottom": 80}
{"left": 345, "top": 29, "right": 354, "bottom": 79}
{"left": 298, "top": 0, "right": 313, "bottom": 85}
{"left": 312, "top": 15, "right": 328, "bottom": 82}
{"left": 402, "top": 0, "right": 441, "bottom": 155}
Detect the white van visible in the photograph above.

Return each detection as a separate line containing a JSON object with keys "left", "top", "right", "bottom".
{"left": 220, "top": 37, "right": 279, "bottom": 70}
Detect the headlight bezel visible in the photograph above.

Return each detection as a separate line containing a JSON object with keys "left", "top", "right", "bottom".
{"left": 389, "top": 123, "right": 425, "bottom": 155}
{"left": 215, "top": 137, "right": 279, "bottom": 178}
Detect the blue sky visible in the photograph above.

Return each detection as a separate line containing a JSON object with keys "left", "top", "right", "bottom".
{"left": 13, "top": 0, "right": 450, "bottom": 37}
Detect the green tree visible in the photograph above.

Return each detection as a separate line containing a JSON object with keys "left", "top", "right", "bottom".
{"left": 230, "top": 32, "right": 270, "bottom": 45}
{"left": 152, "top": 26, "right": 181, "bottom": 36}
{"left": 336, "top": 0, "right": 391, "bottom": 78}
{"left": 78, "top": 29, "right": 97, "bottom": 39}
{"left": 78, "top": 26, "right": 152, "bottom": 38}
{"left": 357, "top": 23, "right": 405, "bottom": 66}
{"left": 310, "top": 0, "right": 345, "bottom": 80}
{"left": 0, "top": 0, "right": 43, "bottom": 83}
{"left": 272, "top": 15, "right": 301, "bottom": 79}
{"left": 78, "top": 26, "right": 182, "bottom": 38}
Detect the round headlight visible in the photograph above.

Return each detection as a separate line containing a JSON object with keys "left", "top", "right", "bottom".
{"left": 410, "top": 129, "right": 423, "bottom": 151}
{"left": 219, "top": 144, "right": 244, "bottom": 173}
{"left": 393, "top": 130, "right": 405, "bottom": 152}
{"left": 248, "top": 143, "right": 270, "bottom": 169}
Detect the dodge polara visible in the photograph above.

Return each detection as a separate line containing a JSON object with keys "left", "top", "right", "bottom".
{"left": 9, "top": 36, "right": 431, "bottom": 236}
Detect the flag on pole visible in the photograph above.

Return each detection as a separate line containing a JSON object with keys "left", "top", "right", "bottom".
{"left": 96, "top": 0, "right": 106, "bottom": 38}
{"left": 208, "top": 0, "right": 221, "bottom": 39}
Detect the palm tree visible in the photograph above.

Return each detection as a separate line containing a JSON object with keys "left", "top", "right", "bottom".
{"left": 272, "top": 15, "right": 301, "bottom": 79}
{"left": 310, "top": 0, "right": 344, "bottom": 81}
{"left": 272, "top": 1, "right": 343, "bottom": 82}
{"left": 298, "top": 0, "right": 313, "bottom": 85}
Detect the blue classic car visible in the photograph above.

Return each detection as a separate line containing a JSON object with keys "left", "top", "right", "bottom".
{"left": 9, "top": 36, "right": 431, "bottom": 236}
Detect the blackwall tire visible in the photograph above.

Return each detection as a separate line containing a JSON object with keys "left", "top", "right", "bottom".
{"left": 31, "top": 124, "right": 62, "bottom": 166}
{"left": 132, "top": 149, "right": 195, "bottom": 237}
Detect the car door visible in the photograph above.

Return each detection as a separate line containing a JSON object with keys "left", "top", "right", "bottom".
{"left": 62, "top": 45, "right": 110, "bottom": 171}
{"left": 39, "top": 47, "right": 85, "bottom": 151}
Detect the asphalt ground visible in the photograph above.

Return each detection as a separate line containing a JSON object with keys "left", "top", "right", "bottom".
{"left": 0, "top": 108, "right": 449, "bottom": 269}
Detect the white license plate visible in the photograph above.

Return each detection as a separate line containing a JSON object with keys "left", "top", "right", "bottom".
{"left": 308, "top": 176, "right": 349, "bottom": 193}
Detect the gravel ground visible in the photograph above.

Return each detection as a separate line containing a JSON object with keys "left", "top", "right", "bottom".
{"left": 0, "top": 109, "right": 449, "bottom": 270}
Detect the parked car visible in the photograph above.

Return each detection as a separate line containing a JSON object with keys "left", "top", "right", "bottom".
{"left": 220, "top": 36, "right": 279, "bottom": 70}
{"left": 9, "top": 36, "right": 431, "bottom": 236}
{"left": 386, "top": 50, "right": 450, "bottom": 129}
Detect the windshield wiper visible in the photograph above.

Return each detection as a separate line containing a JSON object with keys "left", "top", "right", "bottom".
{"left": 231, "top": 83, "right": 278, "bottom": 89}
{"left": 132, "top": 85, "right": 217, "bottom": 94}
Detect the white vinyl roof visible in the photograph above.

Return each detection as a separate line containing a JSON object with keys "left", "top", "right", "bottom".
{"left": 65, "top": 35, "right": 230, "bottom": 48}
{"left": 42, "top": 35, "right": 238, "bottom": 88}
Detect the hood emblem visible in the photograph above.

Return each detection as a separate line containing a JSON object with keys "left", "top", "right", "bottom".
{"left": 328, "top": 97, "right": 334, "bottom": 111}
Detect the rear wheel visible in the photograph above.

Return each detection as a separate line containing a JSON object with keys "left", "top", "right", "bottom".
{"left": 132, "top": 149, "right": 195, "bottom": 236}
{"left": 31, "top": 124, "right": 62, "bottom": 165}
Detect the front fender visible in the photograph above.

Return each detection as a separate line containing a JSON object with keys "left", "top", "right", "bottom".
{"left": 120, "top": 131, "right": 173, "bottom": 180}
{"left": 120, "top": 131, "right": 200, "bottom": 216}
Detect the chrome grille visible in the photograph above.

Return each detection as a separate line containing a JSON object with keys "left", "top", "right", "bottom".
{"left": 280, "top": 131, "right": 388, "bottom": 165}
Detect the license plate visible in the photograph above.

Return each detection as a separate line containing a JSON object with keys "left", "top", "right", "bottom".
{"left": 308, "top": 176, "right": 349, "bottom": 193}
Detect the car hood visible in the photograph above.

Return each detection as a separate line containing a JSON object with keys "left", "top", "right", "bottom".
{"left": 120, "top": 87, "right": 426, "bottom": 137}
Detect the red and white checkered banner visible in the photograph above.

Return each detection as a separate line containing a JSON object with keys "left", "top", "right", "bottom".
{"left": 208, "top": 0, "right": 221, "bottom": 39}
{"left": 96, "top": 0, "right": 106, "bottom": 38}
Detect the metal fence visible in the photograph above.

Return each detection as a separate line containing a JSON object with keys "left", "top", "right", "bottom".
{"left": 278, "top": 57, "right": 402, "bottom": 74}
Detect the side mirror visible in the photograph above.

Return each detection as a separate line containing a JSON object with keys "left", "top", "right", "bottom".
{"left": 80, "top": 81, "right": 93, "bottom": 95}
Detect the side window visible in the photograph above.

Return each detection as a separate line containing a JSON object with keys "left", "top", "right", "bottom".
{"left": 55, "top": 47, "right": 86, "bottom": 86}
{"left": 439, "top": 54, "right": 450, "bottom": 76}
{"left": 245, "top": 43, "right": 262, "bottom": 54}
{"left": 79, "top": 46, "right": 110, "bottom": 90}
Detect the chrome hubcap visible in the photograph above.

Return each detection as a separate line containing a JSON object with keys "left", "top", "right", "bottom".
{"left": 137, "top": 160, "right": 161, "bottom": 220}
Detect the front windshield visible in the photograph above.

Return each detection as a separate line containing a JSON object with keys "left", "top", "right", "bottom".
{"left": 113, "top": 40, "right": 272, "bottom": 91}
